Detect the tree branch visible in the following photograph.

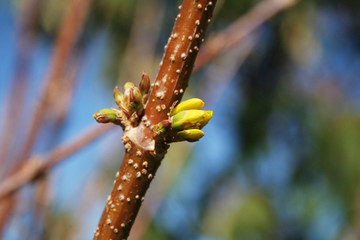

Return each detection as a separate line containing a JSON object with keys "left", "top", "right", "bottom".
{"left": 94, "top": 1, "right": 217, "bottom": 239}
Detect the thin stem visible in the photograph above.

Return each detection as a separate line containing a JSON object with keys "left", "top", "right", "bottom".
{"left": 94, "top": 1, "right": 217, "bottom": 239}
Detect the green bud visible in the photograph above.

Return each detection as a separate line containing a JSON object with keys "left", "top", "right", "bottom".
{"left": 129, "top": 87, "right": 143, "bottom": 110}
{"left": 139, "top": 72, "right": 150, "bottom": 95}
{"left": 113, "top": 86, "right": 124, "bottom": 107}
{"left": 132, "top": 87, "right": 143, "bottom": 104}
{"left": 93, "top": 108, "right": 117, "bottom": 123}
{"left": 123, "top": 82, "right": 135, "bottom": 93}
{"left": 122, "top": 83, "right": 136, "bottom": 115}
{"left": 177, "top": 129, "right": 204, "bottom": 142}
{"left": 170, "top": 98, "right": 205, "bottom": 116}
{"left": 172, "top": 110, "right": 213, "bottom": 130}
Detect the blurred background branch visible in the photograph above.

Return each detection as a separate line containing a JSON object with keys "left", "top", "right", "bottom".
{"left": 0, "top": 124, "right": 113, "bottom": 200}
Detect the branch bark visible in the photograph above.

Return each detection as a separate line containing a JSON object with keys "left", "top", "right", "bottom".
{"left": 94, "top": 1, "right": 217, "bottom": 239}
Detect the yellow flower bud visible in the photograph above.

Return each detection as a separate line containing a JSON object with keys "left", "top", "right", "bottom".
{"left": 177, "top": 129, "right": 204, "bottom": 142}
{"left": 170, "top": 98, "right": 205, "bottom": 116}
{"left": 172, "top": 110, "right": 213, "bottom": 130}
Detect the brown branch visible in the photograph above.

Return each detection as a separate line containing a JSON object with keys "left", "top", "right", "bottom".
{"left": 194, "top": 0, "right": 297, "bottom": 71}
{"left": 94, "top": 1, "right": 217, "bottom": 239}
{"left": 0, "top": 124, "right": 113, "bottom": 200}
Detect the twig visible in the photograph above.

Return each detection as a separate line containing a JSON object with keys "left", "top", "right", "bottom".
{"left": 194, "top": 0, "right": 297, "bottom": 71}
{"left": 0, "top": 124, "right": 114, "bottom": 200}
{"left": 94, "top": 1, "right": 217, "bottom": 239}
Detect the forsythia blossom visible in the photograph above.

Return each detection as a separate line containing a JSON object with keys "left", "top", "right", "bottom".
{"left": 171, "top": 98, "right": 213, "bottom": 142}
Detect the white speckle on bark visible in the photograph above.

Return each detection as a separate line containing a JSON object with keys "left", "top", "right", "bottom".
{"left": 133, "top": 163, "right": 139, "bottom": 170}
{"left": 119, "top": 194, "right": 125, "bottom": 202}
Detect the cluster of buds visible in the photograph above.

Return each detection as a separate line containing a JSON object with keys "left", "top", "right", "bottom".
{"left": 93, "top": 72, "right": 151, "bottom": 126}
{"left": 155, "top": 98, "right": 213, "bottom": 142}
{"left": 93, "top": 73, "right": 213, "bottom": 143}
{"left": 114, "top": 72, "right": 150, "bottom": 118}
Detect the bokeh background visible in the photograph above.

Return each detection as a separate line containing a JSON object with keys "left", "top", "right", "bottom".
{"left": 1, "top": 0, "right": 360, "bottom": 239}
